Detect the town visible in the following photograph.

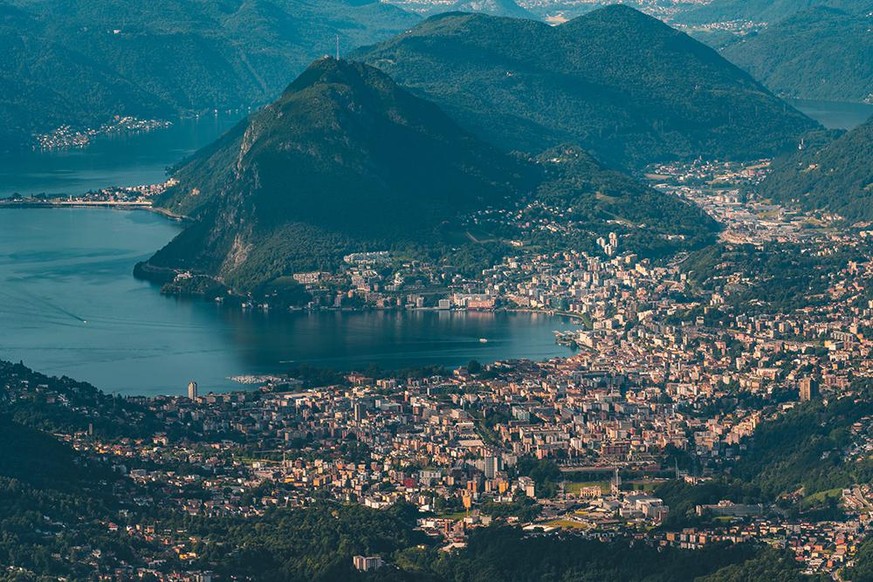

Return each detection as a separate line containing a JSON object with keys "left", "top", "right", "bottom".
{"left": 33, "top": 116, "right": 172, "bottom": 150}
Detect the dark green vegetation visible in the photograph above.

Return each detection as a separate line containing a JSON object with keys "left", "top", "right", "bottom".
{"left": 758, "top": 118, "right": 873, "bottom": 222}
{"left": 683, "top": 241, "right": 866, "bottom": 313}
{"left": 356, "top": 5, "right": 816, "bottom": 169}
{"left": 393, "top": 528, "right": 811, "bottom": 582}
{"left": 719, "top": 8, "right": 873, "bottom": 103}
{"left": 0, "top": 0, "right": 418, "bottom": 150}
{"left": 678, "top": 0, "right": 872, "bottom": 25}
{"left": 533, "top": 146, "right": 719, "bottom": 256}
{"left": 847, "top": 537, "right": 873, "bottom": 582}
{"left": 730, "top": 383, "right": 873, "bottom": 502}
{"left": 141, "top": 58, "right": 717, "bottom": 294}
{"left": 0, "top": 360, "right": 160, "bottom": 439}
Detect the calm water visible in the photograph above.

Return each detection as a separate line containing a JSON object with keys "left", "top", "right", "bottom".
{"left": 0, "top": 115, "right": 243, "bottom": 197}
{"left": 789, "top": 99, "right": 873, "bottom": 130}
{"left": 0, "top": 208, "right": 575, "bottom": 396}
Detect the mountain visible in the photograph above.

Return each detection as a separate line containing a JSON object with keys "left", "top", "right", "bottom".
{"left": 678, "top": 0, "right": 872, "bottom": 25}
{"left": 139, "top": 58, "right": 717, "bottom": 294}
{"left": 758, "top": 118, "right": 873, "bottom": 222}
{"left": 355, "top": 5, "right": 817, "bottom": 169}
{"left": 0, "top": 0, "right": 419, "bottom": 150}
{"left": 141, "top": 58, "right": 529, "bottom": 291}
{"left": 449, "top": 0, "right": 536, "bottom": 19}
{"left": 718, "top": 8, "right": 873, "bottom": 104}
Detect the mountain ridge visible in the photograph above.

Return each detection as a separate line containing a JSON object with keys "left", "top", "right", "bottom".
{"left": 354, "top": 5, "right": 818, "bottom": 169}
{"left": 719, "top": 7, "right": 873, "bottom": 103}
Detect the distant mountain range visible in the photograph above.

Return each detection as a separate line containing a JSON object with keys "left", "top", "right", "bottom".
{"left": 0, "top": 0, "right": 419, "bottom": 150}
{"left": 140, "top": 58, "right": 717, "bottom": 294}
{"left": 759, "top": 118, "right": 873, "bottom": 222}
{"left": 355, "top": 5, "right": 817, "bottom": 169}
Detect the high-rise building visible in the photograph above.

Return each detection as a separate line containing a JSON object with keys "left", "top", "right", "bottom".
{"left": 484, "top": 454, "right": 502, "bottom": 479}
{"left": 799, "top": 377, "right": 818, "bottom": 402}
{"left": 187, "top": 380, "right": 198, "bottom": 400}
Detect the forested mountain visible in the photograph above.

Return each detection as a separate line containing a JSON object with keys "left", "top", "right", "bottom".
{"left": 0, "top": 0, "right": 419, "bottom": 150}
{"left": 142, "top": 58, "right": 531, "bottom": 291}
{"left": 355, "top": 5, "right": 817, "bottom": 169}
{"left": 758, "top": 118, "right": 873, "bottom": 222}
{"left": 719, "top": 8, "right": 873, "bottom": 103}
{"left": 677, "top": 0, "right": 872, "bottom": 25}
{"left": 139, "top": 58, "right": 716, "bottom": 294}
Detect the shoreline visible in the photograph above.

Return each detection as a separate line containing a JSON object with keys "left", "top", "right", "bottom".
{"left": 0, "top": 198, "right": 190, "bottom": 221}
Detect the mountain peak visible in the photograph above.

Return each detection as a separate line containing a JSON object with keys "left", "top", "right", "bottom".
{"left": 283, "top": 57, "right": 385, "bottom": 95}
{"left": 563, "top": 3, "right": 684, "bottom": 38}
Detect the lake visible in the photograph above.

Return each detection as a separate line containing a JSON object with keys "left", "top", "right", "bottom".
{"left": 0, "top": 115, "right": 242, "bottom": 198}
{"left": 0, "top": 208, "right": 576, "bottom": 396}
{"left": 789, "top": 99, "right": 873, "bottom": 130}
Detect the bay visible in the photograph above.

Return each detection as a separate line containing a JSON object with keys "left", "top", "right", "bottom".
{"left": 0, "top": 208, "right": 575, "bottom": 396}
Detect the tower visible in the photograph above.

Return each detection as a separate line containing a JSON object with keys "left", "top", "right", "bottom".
{"left": 611, "top": 467, "right": 621, "bottom": 496}
{"left": 187, "top": 380, "right": 198, "bottom": 400}
{"left": 799, "top": 377, "right": 818, "bottom": 402}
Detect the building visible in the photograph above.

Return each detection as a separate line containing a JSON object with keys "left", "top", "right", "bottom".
{"left": 696, "top": 500, "right": 765, "bottom": 517}
{"left": 799, "top": 377, "right": 818, "bottom": 402}
{"left": 353, "top": 555, "right": 384, "bottom": 572}
{"left": 187, "top": 380, "right": 198, "bottom": 400}
{"left": 483, "top": 454, "right": 502, "bottom": 479}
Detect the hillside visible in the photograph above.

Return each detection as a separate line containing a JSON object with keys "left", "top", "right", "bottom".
{"left": 141, "top": 58, "right": 716, "bottom": 294}
{"left": 355, "top": 5, "right": 817, "bottom": 169}
{"left": 678, "top": 0, "right": 872, "bottom": 25}
{"left": 758, "top": 118, "right": 873, "bottom": 222}
{"left": 0, "top": 0, "right": 419, "bottom": 150}
{"left": 720, "top": 8, "right": 873, "bottom": 103}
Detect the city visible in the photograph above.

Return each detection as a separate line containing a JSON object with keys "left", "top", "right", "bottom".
{"left": 3, "top": 159, "right": 871, "bottom": 579}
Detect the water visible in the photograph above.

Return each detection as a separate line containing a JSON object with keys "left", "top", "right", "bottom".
{"left": 0, "top": 115, "right": 243, "bottom": 197}
{"left": 0, "top": 208, "right": 575, "bottom": 396}
{"left": 789, "top": 99, "right": 873, "bottom": 130}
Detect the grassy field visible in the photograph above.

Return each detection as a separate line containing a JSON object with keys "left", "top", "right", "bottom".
{"left": 802, "top": 487, "right": 843, "bottom": 508}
